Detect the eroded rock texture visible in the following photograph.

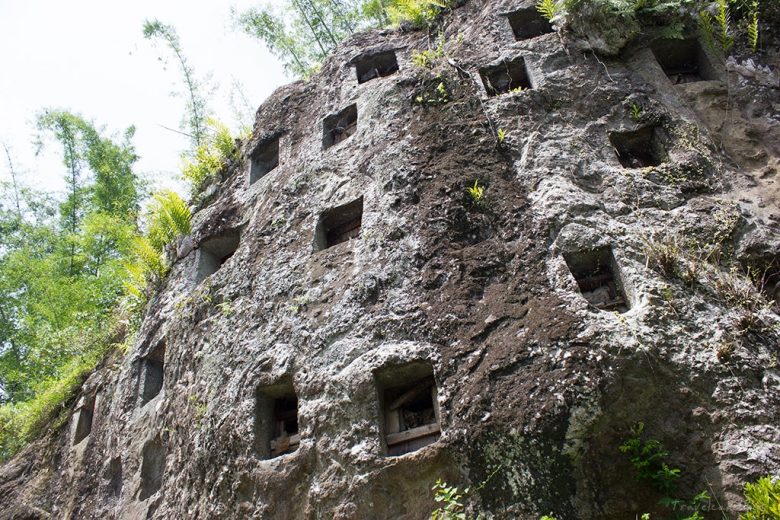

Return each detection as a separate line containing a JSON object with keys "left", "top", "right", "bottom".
{"left": 2, "top": 1, "right": 779, "bottom": 518}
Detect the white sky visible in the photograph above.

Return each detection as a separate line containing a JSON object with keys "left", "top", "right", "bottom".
{"left": 0, "top": 0, "right": 287, "bottom": 196}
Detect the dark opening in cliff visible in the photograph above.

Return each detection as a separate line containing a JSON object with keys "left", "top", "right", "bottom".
{"left": 480, "top": 57, "right": 533, "bottom": 96}
{"left": 72, "top": 393, "right": 96, "bottom": 445}
{"left": 105, "top": 457, "right": 123, "bottom": 498}
{"left": 506, "top": 7, "right": 553, "bottom": 40}
{"left": 355, "top": 50, "right": 399, "bottom": 83}
{"left": 651, "top": 39, "right": 717, "bottom": 84}
{"left": 564, "top": 246, "right": 629, "bottom": 312}
{"left": 609, "top": 126, "right": 667, "bottom": 168}
{"left": 323, "top": 104, "right": 358, "bottom": 149}
{"left": 196, "top": 229, "right": 240, "bottom": 283}
{"left": 249, "top": 136, "right": 280, "bottom": 185}
{"left": 255, "top": 378, "right": 300, "bottom": 459}
{"left": 375, "top": 361, "right": 441, "bottom": 457}
{"left": 139, "top": 342, "right": 166, "bottom": 407}
{"left": 314, "top": 196, "right": 363, "bottom": 251}
{"left": 139, "top": 437, "right": 165, "bottom": 500}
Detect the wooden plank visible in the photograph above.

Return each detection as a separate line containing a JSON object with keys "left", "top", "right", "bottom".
{"left": 386, "top": 423, "right": 440, "bottom": 446}
{"left": 270, "top": 433, "right": 300, "bottom": 456}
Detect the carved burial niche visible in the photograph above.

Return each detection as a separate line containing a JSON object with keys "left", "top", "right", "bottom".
{"left": 249, "top": 136, "right": 279, "bottom": 185}
{"left": 72, "top": 393, "right": 96, "bottom": 445}
{"left": 255, "top": 378, "right": 300, "bottom": 459}
{"left": 195, "top": 228, "right": 240, "bottom": 283}
{"left": 355, "top": 50, "right": 399, "bottom": 83}
{"left": 564, "top": 246, "right": 629, "bottom": 313}
{"left": 314, "top": 196, "right": 363, "bottom": 251}
{"left": 139, "top": 437, "right": 165, "bottom": 500}
{"left": 609, "top": 126, "right": 667, "bottom": 168}
{"left": 105, "top": 457, "right": 123, "bottom": 498}
{"left": 375, "top": 361, "right": 441, "bottom": 457}
{"left": 139, "top": 342, "right": 166, "bottom": 407}
{"left": 480, "top": 56, "right": 533, "bottom": 96}
{"left": 651, "top": 39, "right": 717, "bottom": 84}
{"left": 323, "top": 104, "right": 358, "bottom": 149}
{"left": 507, "top": 7, "right": 553, "bottom": 40}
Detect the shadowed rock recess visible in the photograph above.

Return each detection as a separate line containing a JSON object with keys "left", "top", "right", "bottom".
{"left": 2, "top": 1, "right": 780, "bottom": 519}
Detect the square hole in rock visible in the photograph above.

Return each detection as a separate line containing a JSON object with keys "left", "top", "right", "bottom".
{"left": 72, "top": 393, "right": 96, "bottom": 445}
{"left": 249, "top": 136, "right": 279, "bottom": 185}
{"left": 323, "top": 104, "right": 358, "bottom": 149}
{"left": 651, "top": 39, "right": 717, "bottom": 84}
{"left": 355, "top": 50, "right": 399, "bottom": 83}
{"left": 375, "top": 361, "right": 441, "bottom": 457}
{"left": 196, "top": 229, "right": 241, "bottom": 283}
{"left": 314, "top": 196, "right": 363, "bottom": 251}
{"left": 480, "top": 57, "right": 533, "bottom": 96}
{"left": 507, "top": 7, "right": 553, "bottom": 40}
{"left": 139, "top": 342, "right": 166, "bottom": 407}
{"left": 609, "top": 126, "right": 667, "bottom": 168}
{"left": 563, "top": 246, "right": 630, "bottom": 313}
{"left": 139, "top": 437, "right": 165, "bottom": 500}
{"left": 255, "top": 379, "right": 299, "bottom": 459}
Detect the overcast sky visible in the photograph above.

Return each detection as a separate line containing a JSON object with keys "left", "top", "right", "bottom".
{"left": 0, "top": 0, "right": 287, "bottom": 196}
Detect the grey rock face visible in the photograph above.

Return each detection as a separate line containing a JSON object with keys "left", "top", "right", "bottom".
{"left": 1, "top": 1, "right": 779, "bottom": 519}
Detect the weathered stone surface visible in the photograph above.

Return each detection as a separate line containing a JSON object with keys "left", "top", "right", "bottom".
{"left": 1, "top": 1, "right": 779, "bottom": 519}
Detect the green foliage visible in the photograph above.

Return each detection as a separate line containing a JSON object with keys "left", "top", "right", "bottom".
{"left": 741, "top": 475, "right": 780, "bottom": 520}
{"left": 2, "top": 112, "right": 140, "bottom": 405}
{"left": 537, "top": 0, "right": 561, "bottom": 21}
{"left": 630, "top": 102, "right": 642, "bottom": 121}
{"left": 122, "top": 190, "right": 191, "bottom": 314}
{"left": 387, "top": 0, "right": 450, "bottom": 28}
{"left": 699, "top": 0, "right": 734, "bottom": 54}
{"left": 466, "top": 180, "right": 486, "bottom": 207}
{"left": 143, "top": 19, "right": 209, "bottom": 148}
{"left": 181, "top": 118, "right": 245, "bottom": 196}
{"left": 497, "top": 128, "right": 507, "bottom": 144}
{"left": 698, "top": 0, "right": 764, "bottom": 55}
{"left": 36, "top": 110, "right": 140, "bottom": 238}
{"left": 414, "top": 77, "right": 450, "bottom": 106}
{"left": 619, "top": 422, "right": 680, "bottom": 495}
{"left": 747, "top": 1, "right": 759, "bottom": 51}
{"left": 412, "top": 33, "right": 446, "bottom": 68}
{"left": 620, "top": 422, "right": 715, "bottom": 519}
{"left": 431, "top": 479, "right": 469, "bottom": 520}
{"left": 146, "top": 190, "right": 192, "bottom": 252}
{"left": 540, "top": 515, "right": 559, "bottom": 520}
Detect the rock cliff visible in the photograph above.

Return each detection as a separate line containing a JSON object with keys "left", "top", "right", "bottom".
{"left": 1, "top": 1, "right": 779, "bottom": 518}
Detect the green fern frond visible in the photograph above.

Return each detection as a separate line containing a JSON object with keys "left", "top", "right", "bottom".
{"left": 131, "top": 236, "right": 167, "bottom": 281}
{"left": 146, "top": 190, "right": 191, "bottom": 252}
{"left": 747, "top": 2, "right": 759, "bottom": 52}
{"left": 121, "top": 260, "right": 147, "bottom": 301}
{"left": 715, "top": 0, "right": 734, "bottom": 53}
{"left": 536, "top": 0, "right": 559, "bottom": 21}
{"left": 699, "top": 10, "right": 718, "bottom": 54}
